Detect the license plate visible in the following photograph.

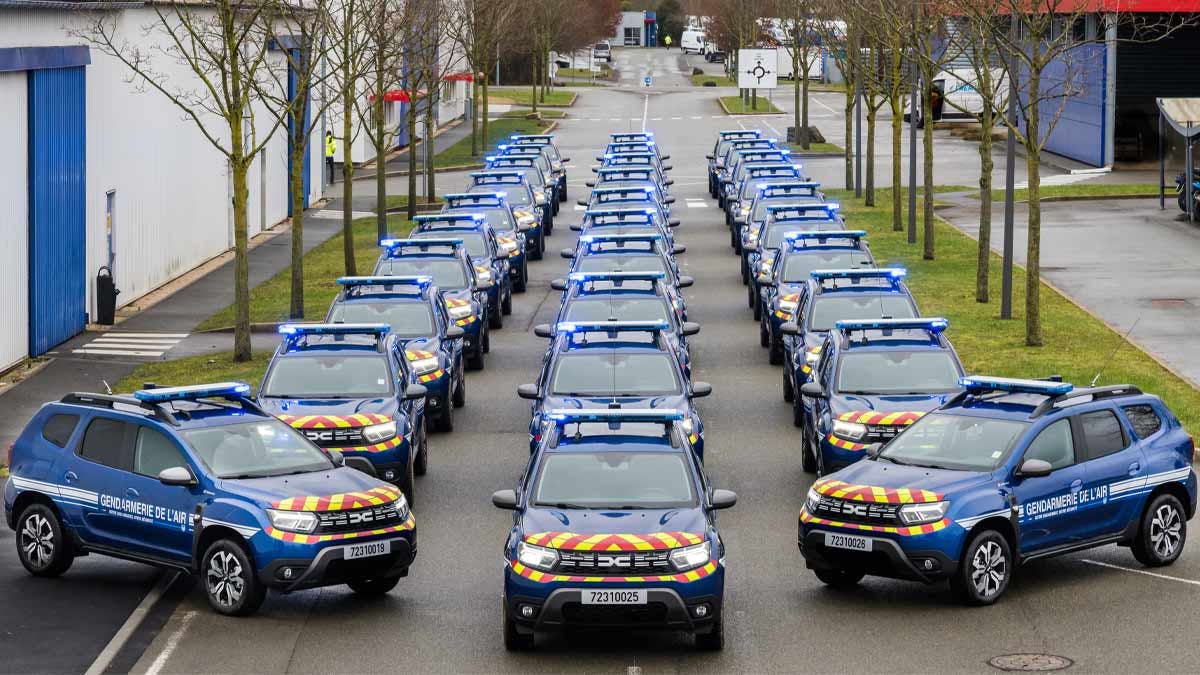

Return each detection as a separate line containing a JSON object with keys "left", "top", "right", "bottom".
{"left": 345, "top": 540, "right": 391, "bottom": 560}
{"left": 825, "top": 532, "right": 872, "bottom": 552}
{"left": 582, "top": 589, "right": 648, "bottom": 605}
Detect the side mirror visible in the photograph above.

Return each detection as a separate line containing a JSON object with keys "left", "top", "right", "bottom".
{"left": 705, "top": 153, "right": 715, "bottom": 160}
{"left": 595, "top": 156, "right": 605, "bottom": 162}
{"left": 668, "top": 219, "right": 681, "bottom": 228}
{"left": 780, "top": 322, "right": 801, "bottom": 336}
{"left": 561, "top": 157, "right": 571, "bottom": 162}
{"left": 585, "top": 181, "right": 596, "bottom": 187}
{"left": 404, "top": 383, "right": 428, "bottom": 401}
{"left": 492, "top": 489, "right": 518, "bottom": 510}
{"left": 710, "top": 489, "right": 737, "bottom": 510}
{"left": 158, "top": 466, "right": 197, "bottom": 487}
{"left": 865, "top": 443, "right": 883, "bottom": 459}
{"left": 533, "top": 323, "right": 554, "bottom": 338}
{"left": 800, "top": 382, "right": 826, "bottom": 399}
{"left": 550, "top": 279, "right": 568, "bottom": 291}
{"left": 664, "top": 196, "right": 677, "bottom": 205}
{"left": 680, "top": 321, "right": 701, "bottom": 337}
{"left": 569, "top": 223, "right": 583, "bottom": 232}
{"left": 446, "top": 325, "right": 466, "bottom": 339}
{"left": 475, "top": 280, "right": 494, "bottom": 290}
{"left": 327, "top": 449, "right": 345, "bottom": 466}
{"left": 677, "top": 275, "right": 694, "bottom": 288}
{"left": 577, "top": 199, "right": 588, "bottom": 207}
{"left": 661, "top": 154, "right": 672, "bottom": 161}
{"left": 345, "top": 456, "right": 377, "bottom": 476}
{"left": 664, "top": 179, "right": 675, "bottom": 187}
{"left": 591, "top": 167, "right": 599, "bottom": 173}
{"left": 672, "top": 244, "right": 687, "bottom": 255}
{"left": 517, "top": 383, "right": 541, "bottom": 400}
{"left": 560, "top": 248, "right": 576, "bottom": 259}
{"left": 1017, "top": 458, "right": 1053, "bottom": 479}
{"left": 690, "top": 381, "right": 713, "bottom": 398}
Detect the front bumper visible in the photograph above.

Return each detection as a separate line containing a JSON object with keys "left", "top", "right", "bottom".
{"left": 326, "top": 437, "right": 412, "bottom": 472}
{"left": 817, "top": 434, "right": 870, "bottom": 473}
{"left": 798, "top": 510, "right": 960, "bottom": 583}
{"left": 259, "top": 529, "right": 417, "bottom": 591}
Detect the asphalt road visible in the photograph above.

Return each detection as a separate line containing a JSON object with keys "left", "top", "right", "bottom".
{"left": 8, "top": 48, "right": 1196, "bottom": 674}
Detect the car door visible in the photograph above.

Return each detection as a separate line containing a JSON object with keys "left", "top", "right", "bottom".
{"left": 1013, "top": 418, "right": 1087, "bottom": 553}
{"left": 123, "top": 425, "right": 200, "bottom": 562}
{"left": 60, "top": 415, "right": 138, "bottom": 549}
{"left": 1075, "top": 408, "right": 1145, "bottom": 539}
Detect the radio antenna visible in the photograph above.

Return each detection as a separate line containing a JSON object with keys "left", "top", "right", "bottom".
{"left": 1090, "top": 314, "right": 1141, "bottom": 387}
{"left": 101, "top": 380, "right": 113, "bottom": 395}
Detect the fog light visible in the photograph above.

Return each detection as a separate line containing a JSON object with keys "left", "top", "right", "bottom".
{"left": 520, "top": 604, "right": 537, "bottom": 618}
{"left": 283, "top": 567, "right": 294, "bottom": 579}
{"left": 383, "top": 469, "right": 396, "bottom": 480}
{"left": 277, "top": 566, "right": 304, "bottom": 581}
{"left": 693, "top": 603, "right": 709, "bottom": 618}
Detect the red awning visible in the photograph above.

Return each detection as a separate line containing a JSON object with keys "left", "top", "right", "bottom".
{"left": 369, "top": 89, "right": 428, "bottom": 103}
{"left": 442, "top": 72, "right": 474, "bottom": 82}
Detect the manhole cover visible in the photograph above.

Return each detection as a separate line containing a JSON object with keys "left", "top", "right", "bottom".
{"left": 1150, "top": 298, "right": 1192, "bottom": 309}
{"left": 988, "top": 654, "right": 1073, "bottom": 672}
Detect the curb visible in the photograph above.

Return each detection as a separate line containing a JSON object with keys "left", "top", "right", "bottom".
{"left": 716, "top": 96, "right": 781, "bottom": 116}
{"left": 964, "top": 192, "right": 1161, "bottom": 204}
{"left": 195, "top": 322, "right": 284, "bottom": 334}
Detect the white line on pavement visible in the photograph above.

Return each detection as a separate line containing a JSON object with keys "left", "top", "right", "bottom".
{"left": 641, "top": 94, "right": 649, "bottom": 131}
{"left": 71, "top": 349, "right": 167, "bottom": 357}
{"left": 690, "top": 116, "right": 703, "bottom": 120}
{"left": 145, "top": 610, "right": 198, "bottom": 675}
{"left": 93, "top": 333, "right": 188, "bottom": 338}
{"left": 85, "top": 572, "right": 180, "bottom": 675}
{"left": 685, "top": 199, "right": 708, "bottom": 208}
{"left": 85, "top": 342, "right": 176, "bottom": 350}
{"left": 93, "top": 337, "right": 182, "bottom": 344}
{"left": 1081, "top": 559, "right": 1200, "bottom": 587}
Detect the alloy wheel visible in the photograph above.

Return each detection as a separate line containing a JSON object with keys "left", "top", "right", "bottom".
{"left": 207, "top": 550, "right": 246, "bottom": 609}
{"left": 20, "top": 514, "right": 54, "bottom": 569}
{"left": 970, "top": 541, "right": 1007, "bottom": 599}
{"left": 1151, "top": 504, "right": 1183, "bottom": 558}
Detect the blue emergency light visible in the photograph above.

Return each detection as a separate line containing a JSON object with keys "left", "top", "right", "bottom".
{"left": 380, "top": 237, "right": 464, "bottom": 251}
{"left": 413, "top": 213, "right": 485, "bottom": 223}
{"left": 567, "top": 271, "right": 666, "bottom": 283}
{"left": 836, "top": 317, "right": 949, "bottom": 333}
{"left": 718, "top": 129, "right": 761, "bottom": 137}
{"left": 585, "top": 208, "right": 654, "bottom": 218}
{"left": 784, "top": 230, "right": 868, "bottom": 247}
{"left": 470, "top": 170, "right": 524, "bottom": 178}
{"left": 580, "top": 232, "right": 662, "bottom": 244}
{"left": 545, "top": 409, "right": 686, "bottom": 425}
{"left": 959, "top": 376, "right": 1074, "bottom": 396}
{"left": 611, "top": 132, "right": 653, "bottom": 141}
{"left": 337, "top": 275, "right": 431, "bottom": 289}
{"left": 278, "top": 323, "right": 390, "bottom": 337}
{"left": 133, "top": 382, "right": 252, "bottom": 404}
{"left": 556, "top": 320, "right": 670, "bottom": 333}
{"left": 811, "top": 268, "right": 906, "bottom": 281}
{"left": 762, "top": 181, "right": 821, "bottom": 193}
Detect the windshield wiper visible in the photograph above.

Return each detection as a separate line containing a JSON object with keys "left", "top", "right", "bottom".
{"left": 539, "top": 502, "right": 591, "bottom": 510}
{"left": 877, "top": 454, "right": 909, "bottom": 466}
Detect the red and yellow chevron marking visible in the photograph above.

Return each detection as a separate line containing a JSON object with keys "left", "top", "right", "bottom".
{"left": 825, "top": 434, "right": 868, "bottom": 452}
{"left": 800, "top": 507, "right": 949, "bottom": 536}
{"left": 812, "top": 478, "right": 943, "bottom": 504}
{"left": 276, "top": 413, "right": 391, "bottom": 429}
{"left": 799, "top": 345, "right": 822, "bottom": 375}
{"left": 417, "top": 369, "right": 445, "bottom": 383}
{"left": 688, "top": 432, "right": 699, "bottom": 444}
{"left": 272, "top": 485, "right": 402, "bottom": 512}
{"left": 510, "top": 559, "right": 718, "bottom": 584}
{"left": 774, "top": 309, "right": 791, "bottom": 320}
{"left": 837, "top": 410, "right": 926, "bottom": 426}
{"left": 267, "top": 514, "right": 415, "bottom": 544}
{"left": 454, "top": 316, "right": 477, "bottom": 326}
{"left": 333, "top": 436, "right": 405, "bottom": 454}
{"left": 405, "top": 349, "right": 435, "bottom": 360}
{"left": 524, "top": 531, "right": 704, "bottom": 551}
{"left": 497, "top": 236, "right": 521, "bottom": 257}
{"left": 445, "top": 298, "right": 470, "bottom": 308}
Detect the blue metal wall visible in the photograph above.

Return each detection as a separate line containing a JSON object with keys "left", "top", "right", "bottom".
{"left": 287, "top": 50, "right": 311, "bottom": 215}
{"left": 27, "top": 66, "right": 86, "bottom": 355}
{"left": 1021, "top": 42, "right": 1107, "bottom": 167}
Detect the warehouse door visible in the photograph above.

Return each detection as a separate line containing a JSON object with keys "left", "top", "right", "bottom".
{"left": 28, "top": 66, "right": 87, "bottom": 356}
{"left": 0, "top": 72, "right": 29, "bottom": 369}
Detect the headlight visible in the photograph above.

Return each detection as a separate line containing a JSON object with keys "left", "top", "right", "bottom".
{"left": 898, "top": 501, "right": 949, "bottom": 525}
{"left": 805, "top": 349, "right": 821, "bottom": 365}
{"left": 805, "top": 487, "right": 822, "bottom": 513}
{"left": 679, "top": 417, "right": 695, "bottom": 435}
{"left": 517, "top": 540, "right": 559, "bottom": 571}
{"left": 779, "top": 297, "right": 799, "bottom": 314}
{"left": 474, "top": 266, "right": 493, "bottom": 284}
{"left": 832, "top": 419, "right": 867, "bottom": 440}
{"left": 266, "top": 509, "right": 318, "bottom": 534}
{"left": 533, "top": 189, "right": 547, "bottom": 205}
{"left": 408, "top": 355, "right": 440, "bottom": 376}
{"left": 447, "top": 304, "right": 474, "bottom": 320}
{"left": 738, "top": 205, "right": 751, "bottom": 218}
{"left": 513, "top": 210, "right": 536, "bottom": 230}
{"left": 497, "top": 238, "right": 519, "bottom": 256}
{"left": 362, "top": 420, "right": 398, "bottom": 443}
{"left": 758, "top": 256, "right": 775, "bottom": 273}
{"left": 392, "top": 494, "right": 411, "bottom": 520}
{"left": 669, "top": 542, "right": 710, "bottom": 572}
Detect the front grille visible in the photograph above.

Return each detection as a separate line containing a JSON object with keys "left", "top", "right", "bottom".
{"left": 812, "top": 495, "right": 901, "bottom": 526}
{"left": 555, "top": 550, "right": 674, "bottom": 576}
{"left": 302, "top": 427, "right": 364, "bottom": 447}
{"left": 316, "top": 503, "right": 402, "bottom": 534}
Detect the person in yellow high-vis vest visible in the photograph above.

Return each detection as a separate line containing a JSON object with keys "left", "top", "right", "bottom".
{"left": 324, "top": 131, "right": 337, "bottom": 185}
{"left": 664, "top": 35, "right": 672, "bottom": 50}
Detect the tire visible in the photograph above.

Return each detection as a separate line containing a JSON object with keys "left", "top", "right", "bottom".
{"left": 502, "top": 288, "right": 513, "bottom": 316}
{"left": 202, "top": 539, "right": 266, "bottom": 617}
{"left": 451, "top": 368, "right": 466, "bottom": 408}
{"left": 740, "top": 258, "right": 749, "bottom": 285}
{"left": 783, "top": 365, "right": 794, "bottom": 403}
{"left": 397, "top": 460, "right": 416, "bottom": 508}
{"left": 751, "top": 287, "right": 762, "bottom": 321}
{"left": 16, "top": 504, "right": 74, "bottom": 578}
{"left": 514, "top": 262, "right": 528, "bottom": 293}
{"left": 949, "top": 529, "right": 1012, "bottom": 606}
{"left": 551, "top": 199, "right": 559, "bottom": 217}
{"left": 814, "top": 568, "right": 865, "bottom": 589}
{"left": 504, "top": 605, "right": 535, "bottom": 651}
{"left": 800, "top": 421, "right": 817, "bottom": 471}
{"left": 730, "top": 225, "right": 738, "bottom": 250}
{"left": 560, "top": 181, "right": 568, "bottom": 201}
{"left": 1177, "top": 190, "right": 1187, "bottom": 213}
{"left": 438, "top": 398, "right": 455, "bottom": 432}
{"left": 808, "top": 426, "right": 825, "bottom": 477}
{"left": 1132, "top": 493, "right": 1187, "bottom": 567}
{"left": 482, "top": 323, "right": 491, "bottom": 354}
{"left": 695, "top": 608, "right": 724, "bottom": 651}
{"left": 489, "top": 303, "right": 503, "bottom": 329}
{"left": 347, "top": 575, "right": 402, "bottom": 596}
{"left": 769, "top": 329, "right": 783, "bottom": 365}
{"left": 529, "top": 234, "right": 544, "bottom": 261}
{"left": 468, "top": 339, "right": 486, "bottom": 371}
{"left": 413, "top": 417, "right": 429, "bottom": 476}
{"left": 759, "top": 315, "right": 769, "bottom": 348}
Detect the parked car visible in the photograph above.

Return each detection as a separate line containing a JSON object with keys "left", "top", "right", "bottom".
{"left": 593, "top": 41, "right": 612, "bottom": 62}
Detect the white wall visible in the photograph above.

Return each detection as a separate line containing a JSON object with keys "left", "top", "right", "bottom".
{"left": 0, "top": 72, "right": 29, "bottom": 369}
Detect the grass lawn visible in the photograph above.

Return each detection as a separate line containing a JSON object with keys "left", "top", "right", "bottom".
{"left": 433, "top": 117, "right": 552, "bottom": 169}
{"left": 824, "top": 187, "right": 1200, "bottom": 433}
{"left": 196, "top": 215, "right": 416, "bottom": 331}
{"left": 719, "top": 95, "right": 783, "bottom": 114}
{"left": 384, "top": 194, "right": 442, "bottom": 211}
{"left": 789, "top": 142, "right": 844, "bottom": 155}
{"left": 982, "top": 182, "right": 1162, "bottom": 202}
{"left": 114, "top": 351, "right": 273, "bottom": 394}
{"left": 692, "top": 73, "right": 737, "bottom": 87}
{"left": 498, "top": 108, "right": 566, "bottom": 119}
{"left": 487, "top": 87, "right": 576, "bottom": 107}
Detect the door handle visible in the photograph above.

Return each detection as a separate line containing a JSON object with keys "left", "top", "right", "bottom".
{"left": 1128, "top": 462, "right": 1141, "bottom": 476}
{"left": 126, "top": 488, "right": 140, "bottom": 499}
{"left": 1070, "top": 479, "right": 1083, "bottom": 492}
{"left": 63, "top": 471, "right": 78, "bottom": 484}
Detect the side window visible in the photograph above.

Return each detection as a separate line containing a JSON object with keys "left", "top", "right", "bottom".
{"left": 1079, "top": 410, "right": 1127, "bottom": 461}
{"left": 42, "top": 414, "right": 80, "bottom": 448}
{"left": 1122, "top": 404, "right": 1163, "bottom": 440}
{"left": 818, "top": 346, "right": 835, "bottom": 385}
{"left": 79, "top": 417, "right": 135, "bottom": 471}
{"left": 1023, "top": 419, "right": 1076, "bottom": 471}
{"left": 134, "top": 427, "right": 187, "bottom": 478}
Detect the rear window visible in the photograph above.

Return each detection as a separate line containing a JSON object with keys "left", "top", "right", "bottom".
{"left": 79, "top": 417, "right": 134, "bottom": 471}
{"left": 1079, "top": 410, "right": 1127, "bottom": 461}
{"left": 41, "top": 413, "right": 79, "bottom": 448}
{"left": 1122, "top": 404, "right": 1163, "bottom": 439}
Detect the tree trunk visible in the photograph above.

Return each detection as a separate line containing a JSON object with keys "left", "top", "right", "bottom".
{"left": 1025, "top": 73, "right": 1043, "bottom": 346}
{"left": 976, "top": 109, "right": 994, "bottom": 303}
{"left": 341, "top": 100, "right": 357, "bottom": 276}
{"left": 374, "top": 78, "right": 387, "bottom": 243}
{"left": 921, "top": 80, "right": 935, "bottom": 260}
{"left": 801, "top": 73, "right": 810, "bottom": 150}
{"left": 288, "top": 104, "right": 306, "bottom": 319}
{"left": 482, "top": 77, "right": 490, "bottom": 152}
{"left": 530, "top": 50, "right": 539, "bottom": 113}
{"left": 793, "top": 58, "right": 801, "bottom": 148}
{"left": 843, "top": 89, "right": 854, "bottom": 190}
{"left": 865, "top": 106, "right": 876, "bottom": 207}
{"left": 890, "top": 96, "right": 903, "bottom": 231}
{"left": 230, "top": 155, "right": 251, "bottom": 362}
{"left": 426, "top": 112, "right": 436, "bottom": 201}
{"left": 470, "top": 79, "right": 479, "bottom": 156}
{"left": 407, "top": 105, "right": 418, "bottom": 220}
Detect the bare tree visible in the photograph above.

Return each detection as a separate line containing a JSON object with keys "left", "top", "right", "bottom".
{"left": 775, "top": 2, "right": 823, "bottom": 151}
{"left": 75, "top": 0, "right": 288, "bottom": 362}
{"left": 446, "top": 0, "right": 518, "bottom": 157}
{"left": 813, "top": 7, "right": 857, "bottom": 191}
{"left": 910, "top": 1, "right": 953, "bottom": 260}
{"left": 854, "top": 0, "right": 911, "bottom": 228}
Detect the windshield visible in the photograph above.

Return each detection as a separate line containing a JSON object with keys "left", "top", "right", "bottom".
{"left": 565, "top": 297, "right": 671, "bottom": 323}
{"left": 413, "top": 231, "right": 487, "bottom": 258}
{"left": 328, "top": 302, "right": 435, "bottom": 338}
{"left": 376, "top": 259, "right": 468, "bottom": 290}
{"left": 881, "top": 413, "right": 1028, "bottom": 471}
{"left": 754, "top": 198, "right": 820, "bottom": 221}
{"left": 808, "top": 295, "right": 917, "bottom": 331}
{"left": 470, "top": 207, "right": 514, "bottom": 231}
{"left": 766, "top": 222, "right": 835, "bottom": 248}
{"left": 470, "top": 185, "right": 530, "bottom": 206}
{"left": 577, "top": 255, "right": 667, "bottom": 275}
{"left": 783, "top": 251, "right": 872, "bottom": 282}
{"left": 533, "top": 452, "right": 696, "bottom": 509}
{"left": 261, "top": 355, "right": 392, "bottom": 398}
{"left": 837, "top": 351, "right": 962, "bottom": 395}
{"left": 182, "top": 420, "right": 334, "bottom": 479}
{"left": 551, "top": 353, "right": 680, "bottom": 396}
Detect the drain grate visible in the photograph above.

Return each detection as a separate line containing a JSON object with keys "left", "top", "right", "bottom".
{"left": 1150, "top": 298, "right": 1192, "bottom": 309}
{"left": 988, "top": 654, "right": 1073, "bottom": 672}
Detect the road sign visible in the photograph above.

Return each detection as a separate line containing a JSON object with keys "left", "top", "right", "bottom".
{"left": 737, "top": 49, "right": 777, "bottom": 89}
{"left": 644, "top": 76, "right": 652, "bottom": 87}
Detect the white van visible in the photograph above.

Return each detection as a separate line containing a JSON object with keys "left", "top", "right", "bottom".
{"left": 681, "top": 29, "right": 706, "bottom": 54}
{"left": 776, "top": 46, "right": 823, "bottom": 80}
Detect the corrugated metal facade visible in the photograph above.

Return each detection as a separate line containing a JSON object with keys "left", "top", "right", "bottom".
{"left": 0, "top": 72, "right": 30, "bottom": 369}
{"left": 28, "top": 66, "right": 87, "bottom": 355}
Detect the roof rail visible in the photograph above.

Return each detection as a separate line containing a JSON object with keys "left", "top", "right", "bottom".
{"left": 1031, "top": 384, "right": 1144, "bottom": 418}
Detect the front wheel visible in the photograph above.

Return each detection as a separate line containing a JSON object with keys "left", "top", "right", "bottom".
{"left": 1132, "top": 493, "right": 1186, "bottom": 567}
{"left": 814, "top": 568, "right": 864, "bottom": 589}
{"left": 504, "top": 605, "right": 534, "bottom": 651}
{"left": 489, "top": 304, "right": 504, "bottom": 329}
{"left": 397, "top": 460, "right": 416, "bottom": 509}
{"left": 783, "top": 364, "right": 794, "bottom": 403}
{"left": 950, "top": 530, "right": 1012, "bottom": 605}
{"left": 413, "top": 417, "right": 429, "bottom": 476}
{"left": 347, "top": 575, "right": 402, "bottom": 596}
{"left": 451, "top": 368, "right": 466, "bottom": 408}
{"left": 513, "top": 261, "right": 528, "bottom": 293}
{"left": 694, "top": 608, "right": 724, "bottom": 650}
{"left": 202, "top": 539, "right": 266, "bottom": 616}
{"left": 502, "top": 287, "right": 513, "bottom": 315}
{"left": 16, "top": 504, "right": 74, "bottom": 577}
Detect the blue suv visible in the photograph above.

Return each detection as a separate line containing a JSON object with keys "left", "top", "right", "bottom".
{"left": 441, "top": 192, "right": 530, "bottom": 292}
{"left": 410, "top": 214, "right": 513, "bottom": 329}
{"left": 492, "top": 409, "right": 736, "bottom": 650}
{"left": 798, "top": 376, "right": 1196, "bottom": 605}
{"left": 4, "top": 383, "right": 417, "bottom": 616}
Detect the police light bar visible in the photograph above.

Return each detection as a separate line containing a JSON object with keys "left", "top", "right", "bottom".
{"left": 762, "top": 181, "right": 821, "bottom": 192}
{"left": 768, "top": 204, "right": 841, "bottom": 220}
{"left": 133, "top": 382, "right": 252, "bottom": 404}
{"left": 337, "top": 275, "right": 431, "bottom": 288}
{"left": 611, "top": 132, "right": 653, "bottom": 140}
{"left": 555, "top": 320, "right": 671, "bottom": 334}
{"left": 501, "top": 145, "right": 542, "bottom": 154}
{"left": 835, "top": 317, "right": 948, "bottom": 333}
{"left": 580, "top": 233, "right": 663, "bottom": 244}
{"left": 959, "top": 376, "right": 1074, "bottom": 396}
{"left": 748, "top": 163, "right": 802, "bottom": 174}
{"left": 413, "top": 213, "right": 485, "bottom": 223}
{"left": 596, "top": 168, "right": 654, "bottom": 176}
{"left": 585, "top": 208, "right": 655, "bottom": 218}
{"left": 545, "top": 408, "right": 686, "bottom": 424}
{"left": 470, "top": 170, "right": 525, "bottom": 178}
{"left": 278, "top": 323, "right": 390, "bottom": 337}
{"left": 511, "top": 134, "right": 554, "bottom": 140}
{"left": 566, "top": 271, "right": 667, "bottom": 283}
{"left": 380, "top": 237, "right": 464, "bottom": 250}
{"left": 605, "top": 152, "right": 656, "bottom": 159}
{"left": 609, "top": 142, "right": 655, "bottom": 149}
{"left": 784, "top": 230, "right": 868, "bottom": 244}
{"left": 811, "top": 268, "right": 906, "bottom": 281}
{"left": 718, "top": 129, "right": 762, "bottom": 137}
{"left": 443, "top": 192, "right": 501, "bottom": 204}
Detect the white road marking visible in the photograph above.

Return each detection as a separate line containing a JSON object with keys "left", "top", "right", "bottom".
{"left": 811, "top": 96, "right": 838, "bottom": 114}
{"left": 1081, "top": 559, "right": 1200, "bottom": 586}
{"left": 641, "top": 94, "right": 649, "bottom": 131}
{"left": 686, "top": 199, "right": 708, "bottom": 208}
{"left": 311, "top": 209, "right": 374, "bottom": 220}
{"left": 1015, "top": 173, "right": 1097, "bottom": 189}
{"left": 574, "top": 204, "right": 587, "bottom": 210}
{"left": 85, "top": 572, "right": 180, "bottom": 675}
{"left": 671, "top": 116, "right": 682, "bottom": 120}
{"left": 73, "top": 332, "right": 187, "bottom": 358}
{"left": 690, "top": 116, "right": 703, "bottom": 120}
{"left": 145, "top": 610, "right": 198, "bottom": 675}
{"left": 91, "top": 332, "right": 188, "bottom": 338}
{"left": 93, "top": 337, "right": 181, "bottom": 345}
{"left": 72, "top": 349, "right": 168, "bottom": 357}
{"left": 650, "top": 117, "right": 662, "bottom": 121}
